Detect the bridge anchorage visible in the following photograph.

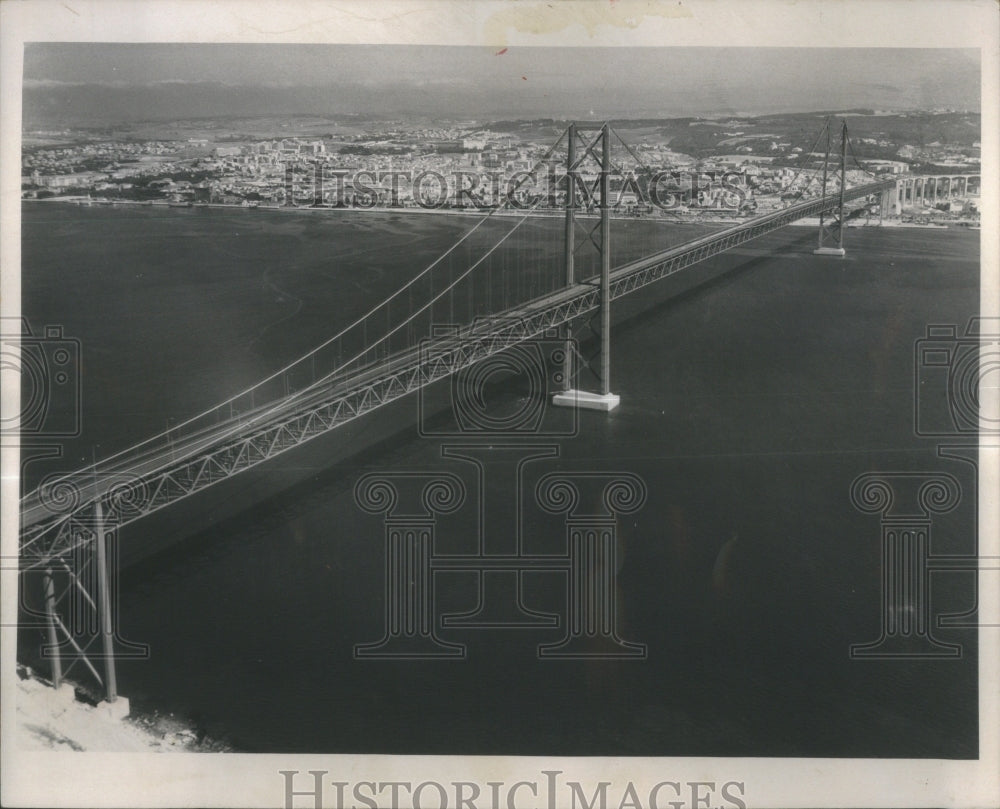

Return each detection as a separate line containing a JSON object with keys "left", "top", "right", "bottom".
{"left": 18, "top": 118, "right": 896, "bottom": 707}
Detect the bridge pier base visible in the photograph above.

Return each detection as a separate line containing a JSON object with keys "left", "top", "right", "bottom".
{"left": 98, "top": 695, "right": 131, "bottom": 721}
{"left": 552, "top": 390, "right": 620, "bottom": 412}
{"left": 813, "top": 247, "right": 846, "bottom": 257}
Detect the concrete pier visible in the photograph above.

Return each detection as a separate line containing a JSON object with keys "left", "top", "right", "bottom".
{"left": 813, "top": 246, "right": 847, "bottom": 257}
{"left": 552, "top": 389, "right": 621, "bottom": 412}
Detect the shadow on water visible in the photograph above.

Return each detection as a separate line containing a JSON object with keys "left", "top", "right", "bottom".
{"left": 120, "top": 228, "right": 806, "bottom": 583}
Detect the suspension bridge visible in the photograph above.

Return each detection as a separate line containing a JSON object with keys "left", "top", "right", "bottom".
{"left": 18, "top": 118, "right": 897, "bottom": 706}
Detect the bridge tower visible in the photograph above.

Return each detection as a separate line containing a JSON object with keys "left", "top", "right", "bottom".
{"left": 552, "top": 122, "right": 620, "bottom": 412}
{"left": 814, "top": 119, "right": 849, "bottom": 257}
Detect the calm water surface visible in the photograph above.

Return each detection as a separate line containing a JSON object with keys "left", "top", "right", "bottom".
{"left": 21, "top": 204, "right": 980, "bottom": 756}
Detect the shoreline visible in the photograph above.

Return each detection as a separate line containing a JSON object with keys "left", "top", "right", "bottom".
{"left": 15, "top": 664, "right": 232, "bottom": 752}
{"left": 22, "top": 196, "right": 722, "bottom": 223}
{"left": 22, "top": 197, "right": 975, "bottom": 229}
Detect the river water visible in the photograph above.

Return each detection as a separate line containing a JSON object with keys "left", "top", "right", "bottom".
{"left": 20, "top": 204, "right": 980, "bottom": 756}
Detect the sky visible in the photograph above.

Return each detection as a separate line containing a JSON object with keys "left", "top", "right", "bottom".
{"left": 22, "top": 44, "right": 981, "bottom": 124}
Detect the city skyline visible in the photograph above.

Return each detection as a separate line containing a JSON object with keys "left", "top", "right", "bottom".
{"left": 23, "top": 44, "right": 981, "bottom": 125}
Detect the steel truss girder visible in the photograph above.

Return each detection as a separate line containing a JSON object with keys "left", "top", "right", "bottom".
{"left": 21, "top": 180, "right": 893, "bottom": 562}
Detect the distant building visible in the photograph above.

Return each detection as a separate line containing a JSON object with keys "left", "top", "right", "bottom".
{"left": 860, "top": 159, "right": 909, "bottom": 174}
{"left": 34, "top": 171, "right": 106, "bottom": 189}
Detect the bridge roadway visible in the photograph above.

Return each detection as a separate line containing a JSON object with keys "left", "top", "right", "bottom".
{"left": 21, "top": 179, "right": 894, "bottom": 561}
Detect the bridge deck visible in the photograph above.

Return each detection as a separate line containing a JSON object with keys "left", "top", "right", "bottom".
{"left": 20, "top": 179, "right": 894, "bottom": 560}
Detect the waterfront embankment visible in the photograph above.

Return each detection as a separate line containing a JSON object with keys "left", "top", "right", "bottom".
{"left": 16, "top": 664, "right": 229, "bottom": 752}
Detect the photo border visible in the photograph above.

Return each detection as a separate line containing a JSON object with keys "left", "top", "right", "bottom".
{"left": 2, "top": 2, "right": 997, "bottom": 807}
